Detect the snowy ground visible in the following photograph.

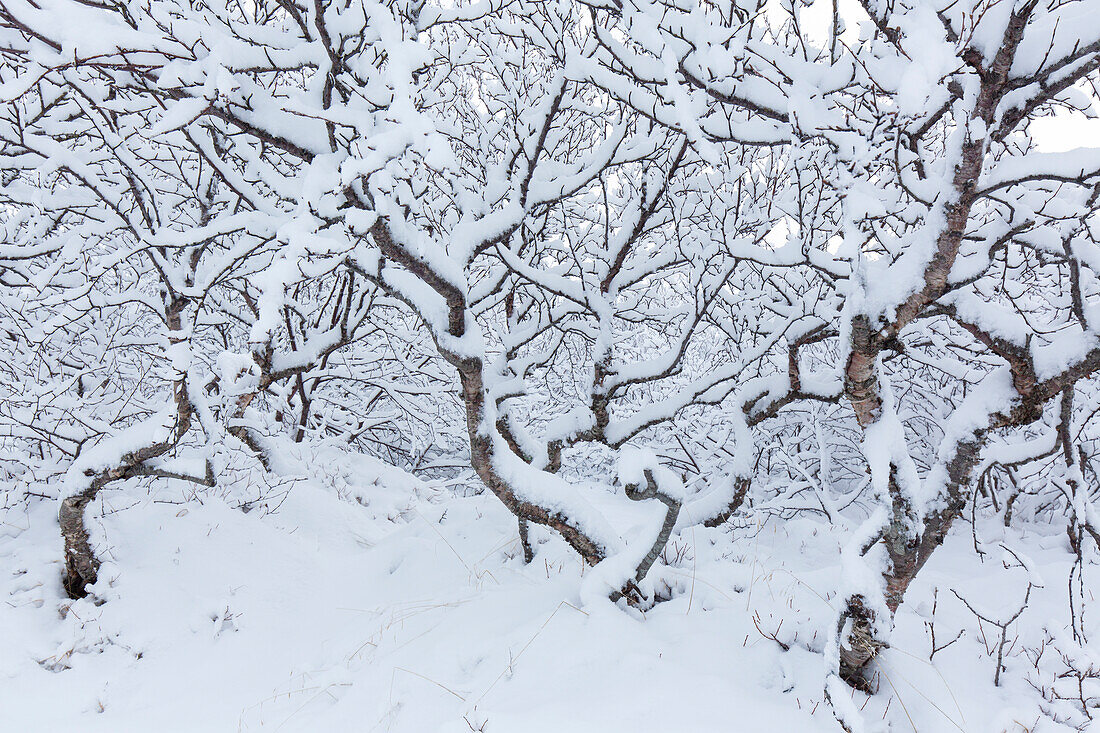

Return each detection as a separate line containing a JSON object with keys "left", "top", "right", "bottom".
{"left": 1, "top": 447, "right": 1092, "bottom": 732}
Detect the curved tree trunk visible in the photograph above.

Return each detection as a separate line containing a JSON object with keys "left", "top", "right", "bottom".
{"left": 60, "top": 295, "right": 204, "bottom": 599}
{"left": 457, "top": 363, "right": 608, "bottom": 566}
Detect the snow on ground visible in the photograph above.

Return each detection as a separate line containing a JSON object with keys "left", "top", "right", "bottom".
{"left": 0, "top": 448, "right": 1091, "bottom": 732}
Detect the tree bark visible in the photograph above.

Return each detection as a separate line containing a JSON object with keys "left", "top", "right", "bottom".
{"left": 60, "top": 295, "right": 199, "bottom": 599}
{"left": 834, "top": 4, "right": 1037, "bottom": 687}
{"left": 60, "top": 493, "right": 99, "bottom": 598}
{"left": 458, "top": 363, "right": 608, "bottom": 566}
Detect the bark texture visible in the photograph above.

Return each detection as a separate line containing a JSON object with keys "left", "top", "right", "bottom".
{"left": 833, "top": 4, "right": 1039, "bottom": 688}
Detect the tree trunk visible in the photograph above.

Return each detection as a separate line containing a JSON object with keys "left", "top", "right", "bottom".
{"left": 60, "top": 294, "right": 197, "bottom": 599}
{"left": 59, "top": 492, "right": 98, "bottom": 598}
{"left": 457, "top": 362, "right": 608, "bottom": 566}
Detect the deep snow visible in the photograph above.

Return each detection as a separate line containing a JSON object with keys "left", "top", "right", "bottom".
{"left": 1, "top": 447, "right": 1093, "bottom": 732}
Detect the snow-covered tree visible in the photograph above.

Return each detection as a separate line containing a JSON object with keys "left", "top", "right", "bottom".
{"left": 3, "top": 0, "right": 1100, "bottom": 728}
{"left": 579, "top": 0, "right": 1100, "bottom": 719}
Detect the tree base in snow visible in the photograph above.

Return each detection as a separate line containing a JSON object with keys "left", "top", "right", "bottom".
{"left": 59, "top": 495, "right": 98, "bottom": 599}
{"left": 837, "top": 617, "right": 884, "bottom": 694}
